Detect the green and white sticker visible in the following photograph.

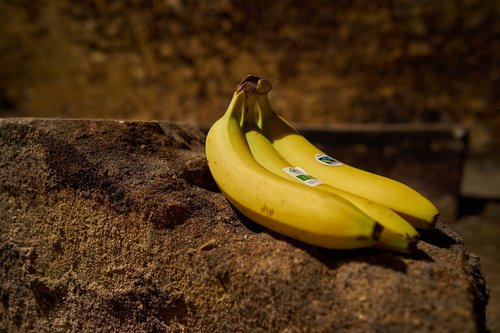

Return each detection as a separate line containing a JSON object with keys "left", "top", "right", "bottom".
{"left": 282, "top": 167, "right": 322, "bottom": 187}
{"left": 315, "top": 154, "right": 343, "bottom": 166}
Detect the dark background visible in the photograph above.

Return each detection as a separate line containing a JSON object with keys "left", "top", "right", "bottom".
{"left": 1, "top": 0, "right": 498, "bottom": 157}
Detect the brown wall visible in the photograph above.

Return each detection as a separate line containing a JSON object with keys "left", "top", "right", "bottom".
{"left": 1, "top": 1, "right": 498, "bottom": 155}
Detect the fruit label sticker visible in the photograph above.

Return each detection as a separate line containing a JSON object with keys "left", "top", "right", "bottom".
{"left": 283, "top": 167, "right": 322, "bottom": 187}
{"left": 315, "top": 154, "right": 343, "bottom": 166}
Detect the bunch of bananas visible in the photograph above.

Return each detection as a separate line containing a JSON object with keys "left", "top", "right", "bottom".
{"left": 205, "top": 75, "right": 439, "bottom": 253}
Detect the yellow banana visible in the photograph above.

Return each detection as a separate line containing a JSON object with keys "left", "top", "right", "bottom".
{"left": 242, "top": 97, "right": 419, "bottom": 253}
{"left": 205, "top": 79, "right": 384, "bottom": 249}
{"left": 254, "top": 78, "right": 439, "bottom": 229}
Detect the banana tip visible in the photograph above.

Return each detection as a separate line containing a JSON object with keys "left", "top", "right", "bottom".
{"left": 372, "top": 223, "right": 384, "bottom": 241}
{"left": 431, "top": 214, "right": 440, "bottom": 228}
{"left": 407, "top": 235, "right": 420, "bottom": 254}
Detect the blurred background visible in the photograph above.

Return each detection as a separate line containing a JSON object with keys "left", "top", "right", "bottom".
{"left": 0, "top": 0, "right": 498, "bottom": 330}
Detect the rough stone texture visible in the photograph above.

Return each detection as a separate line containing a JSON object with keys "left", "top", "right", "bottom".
{"left": 0, "top": 118, "right": 489, "bottom": 332}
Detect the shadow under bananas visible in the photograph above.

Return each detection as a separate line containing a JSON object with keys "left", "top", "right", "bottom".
{"left": 302, "top": 245, "right": 412, "bottom": 273}
{"left": 237, "top": 212, "right": 435, "bottom": 273}
{"left": 418, "top": 222, "right": 460, "bottom": 249}
{"left": 233, "top": 203, "right": 464, "bottom": 274}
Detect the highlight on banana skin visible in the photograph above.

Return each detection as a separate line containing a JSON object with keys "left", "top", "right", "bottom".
{"left": 205, "top": 75, "right": 439, "bottom": 253}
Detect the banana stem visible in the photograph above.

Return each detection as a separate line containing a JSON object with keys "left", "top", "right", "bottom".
{"left": 225, "top": 91, "right": 246, "bottom": 121}
{"left": 236, "top": 75, "right": 262, "bottom": 128}
{"left": 241, "top": 94, "right": 259, "bottom": 130}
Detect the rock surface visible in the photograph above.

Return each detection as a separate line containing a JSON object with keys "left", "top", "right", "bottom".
{"left": 0, "top": 118, "right": 488, "bottom": 332}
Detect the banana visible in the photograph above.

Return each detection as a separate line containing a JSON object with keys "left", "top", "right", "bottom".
{"left": 254, "top": 78, "right": 439, "bottom": 229}
{"left": 242, "top": 96, "right": 419, "bottom": 253}
{"left": 205, "top": 78, "right": 384, "bottom": 249}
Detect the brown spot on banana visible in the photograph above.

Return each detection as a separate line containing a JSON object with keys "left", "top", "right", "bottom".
{"left": 260, "top": 205, "right": 275, "bottom": 217}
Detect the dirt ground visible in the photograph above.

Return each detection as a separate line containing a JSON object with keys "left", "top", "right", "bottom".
{"left": 0, "top": 118, "right": 490, "bottom": 332}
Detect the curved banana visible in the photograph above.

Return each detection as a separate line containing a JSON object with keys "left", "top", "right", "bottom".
{"left": 254, "top": 79, "right": 439, "bottom": 229}
{"left": 242, "top": 103, "right": 419, "bottom": 253}
{"left": 205, "top": 80, "right": 384, "bottom": 249}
